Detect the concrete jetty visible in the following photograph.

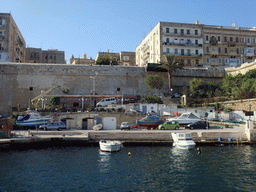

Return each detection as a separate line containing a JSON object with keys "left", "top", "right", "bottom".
{"left": 0, "top": 125, "right": 252, "bottom": 150}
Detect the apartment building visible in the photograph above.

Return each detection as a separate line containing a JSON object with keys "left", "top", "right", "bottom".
{"left": 136, "top": 21, "right": 256, "bottom": 68}
{"left": 25, "top": 48, "right": 65, "bottom": 64}
{"left": 0, "top": 13, "right": 26, "bottom": 63}
{"left": 203, "top": 25, "right": 256, "bottom": 68}
{"left": 96, "top": 50, "right": 136, "bottom": 66}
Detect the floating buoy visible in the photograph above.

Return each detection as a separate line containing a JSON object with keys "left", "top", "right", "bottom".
{"left": 197, "top": 147, "right": 201, "bottom": 154}
{"left": 128, "top": 152, "right": 132, "bottom": 156}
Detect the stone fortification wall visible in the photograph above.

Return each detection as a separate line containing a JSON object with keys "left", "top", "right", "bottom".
{"left": 225, "top": 60, "right": 256, "bottom": 76}
{"left": 0, "top": 63, "right": 225, "bottom": 115}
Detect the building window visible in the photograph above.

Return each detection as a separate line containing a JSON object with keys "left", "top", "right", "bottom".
{"left": 29, "top": 87, "right": 33, "bottom": 91}
{"left": 206, "top": 47, "right": 209, "bottom": 52}
{"left": 219, "top": 59, "right": 221, "bottom": 64}
{"left": 50, "top": 56, "right": 52, "bottom": 59}
{"left": 175, "top": 49, "right": 178, "bottom": 54}
{"left": 180, "top": 59, "right": 184, "bottom": 64}
{"left": 181, "top": 29, "right": 184, "bottom": 35}
{"left": 248, "top": 38, "right": 250, "bottom": 43}
{"left": 187, "top": 59, "right": 191, "bottom": 65}
{"left": 218, "top": 47, "right": 221, "bottom": 53}
{"left": 207, "top": 58, "right": 210, "bottom": 63}
{"left": 187, "top": 30, "right": 190, "bottom": 35}
{"left": 0, "top": 54, "right": 1, "bottom": 59}
{"left": 45, "top": 56, "right": 48, "bottom": 59}
{"left": 196, "top": 59, "right": 199, "bottom": 64}
{"left": 230, "top": 37, "right": 233, "bottom": 42}
{"left": 166, "top": 38, "right": 169, "bottom": 43}
{"left": 174, "top": 29, "right": 177, "bottom": 34}
{"left": 195, "top": 40, "right": 198, "bottom": 45}
{"left": 181, "top": 49, "right": 184, "bottom": 55}
{"left": 237, "top": 49, "right": 239, "bottom": 54}
{"left": 224, "top": 37, "right": 227, "bottom": 42}
{"left": 167, "top": 48, "right": 170, "bottom": 53}
{"left": 225, "top": 48, "right": 227, "bottom": 53}
{"left": 195, "top": 50, "right": 199, "bottom": 55}
{"left": 236, "top": 37, "right": 239, "bottom": 43}
{"left": 218, "top": 36, "right": 221, "bottom": 41}
{"left": 253, "top": 38, "right": 255, "bottom": 44}
{"left": 195, "top": 30, "right": 198, "bottom": 35}
{"left": 206, "top": 35, "right": 208, "bottom": 41}
{"left": 166, "top": 28, "right": 169, "bottom": 33}
{"left": 187, "top": 49, "right": 190, "bottom": 55}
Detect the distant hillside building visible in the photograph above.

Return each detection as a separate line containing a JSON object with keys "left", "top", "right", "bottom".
{"left": 69, "top": 53, "right": 94, "bottom": 65}
{"left": 0, "top": 13, "right": 26, "bottom": 63}
{"left": 136, "top": 21, "right": 256, "bottom": 68}
{"left": 96, "top": 50, "right": 136, "bottom": 66}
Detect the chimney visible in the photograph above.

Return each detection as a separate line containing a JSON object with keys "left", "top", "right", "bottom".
{"left": 195, "top": 21, "right": 199, "bottom": 25}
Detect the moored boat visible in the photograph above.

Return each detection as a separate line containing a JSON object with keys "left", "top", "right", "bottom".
{"left": 172, "top": 132, "right": 196, "bottom": 149}
{"left": 136, "top": 116, "right": 165, "bottom": 129}
{"left": 99, "top": 140, "right": 123, "bottom": 152}
{"left": 16, "top": 112, "right": 52, "bottom": 128}
{"left": 168, "top": 112, "right": 200, "bottom": 125}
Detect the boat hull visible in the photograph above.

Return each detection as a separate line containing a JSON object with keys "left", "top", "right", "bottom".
{"left": 136, "top": 117, "right": 164, "bottom": 128}
{"left": 16, "top": 119, "right": 51, "bottom": 127}
{"left": 99, "top": 140, "right": 122, "bottom": 152}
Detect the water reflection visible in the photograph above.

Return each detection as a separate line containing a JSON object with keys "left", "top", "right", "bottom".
{"left": 98, "top": 150, "right": 112, "bottom": 173}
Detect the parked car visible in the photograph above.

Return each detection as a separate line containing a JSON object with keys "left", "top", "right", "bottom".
{"left": 96, "top": 97, "right": 117, "bottom": 107}
{"left": 158, "top": 121, "right": 179, "bottom": 130}
{"left": 185, "top": 121, "right": 209, "bottom": 130}
{"left": 39, "top": 122, "right": 66, "bottom": 131}
{"left": 120, "top": 122, "right": 131, "bottom": 130}
{"left": 170, "top": 93, "right": 180, "bottom": 98}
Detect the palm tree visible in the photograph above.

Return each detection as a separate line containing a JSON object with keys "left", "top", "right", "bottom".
{"left": 160, "top": 55, "right": 184, "bottom": 95}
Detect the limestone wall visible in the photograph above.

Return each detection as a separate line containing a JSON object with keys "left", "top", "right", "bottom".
{"left": 0, "top": 63, "right": 225, "bottom": 115}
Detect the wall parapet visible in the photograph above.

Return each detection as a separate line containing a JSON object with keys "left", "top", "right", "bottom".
{"left": 0, "top": 63, "right": 225, "bottom": 78}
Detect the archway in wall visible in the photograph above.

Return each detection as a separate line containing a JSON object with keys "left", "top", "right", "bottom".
{"left": 60, "top": 118, "right": 74, "bottom": 129}
{"left": 82, "top": 118, "right": 94, "bottom": 130}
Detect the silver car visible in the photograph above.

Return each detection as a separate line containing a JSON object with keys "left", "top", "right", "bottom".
{"left": 120, "top": 122, "right": 131, "bottom": 130}
{"left": 39, "top": 122, "right": 66, "bottom": 131}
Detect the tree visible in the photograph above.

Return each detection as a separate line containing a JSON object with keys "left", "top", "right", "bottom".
{"left": 160, "top": 55, "right": 183, "bottom": 95}
{"left": 50, "top": 96, "right": 61, "bottom": 107}
{"left": 95, "top": 56, "right": 118, "bottom": 65}
{"left": 145, "top": 74, "right": 164, "bottom": 95}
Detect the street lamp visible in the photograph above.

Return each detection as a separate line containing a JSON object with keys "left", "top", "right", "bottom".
{"left": 90, "top": 72, "right": 98, "bottom": 109}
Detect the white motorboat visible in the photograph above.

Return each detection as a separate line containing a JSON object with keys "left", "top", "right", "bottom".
{"left": 168, "top": 112, "right": 200, "bottom": 125}
{"left": 172, "top": 132, "right": 196, "bottom": 149}
{"left": 99, "top": 140, "right": 123, "bottom": 152}
{"left": 16, "top": 112, "right": 52, "bottom": 128}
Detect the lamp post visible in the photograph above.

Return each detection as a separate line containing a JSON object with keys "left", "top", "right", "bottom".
{"left": 90, "top": 72, "right": 98, "bottom": 109}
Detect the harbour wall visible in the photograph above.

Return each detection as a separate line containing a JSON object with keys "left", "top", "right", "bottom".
{"left": 0, "top": 63, "right": 225, "bottom": 115}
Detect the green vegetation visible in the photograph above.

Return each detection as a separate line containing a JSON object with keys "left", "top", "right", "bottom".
{"left": 142, "top": 95, "right": 163, "bottom": 104}
{"left": 145, "top": 74, "right": 164, "bottom": 95}
{"left": 50, "top": 96, "right": 61, "bottom": 107}
{"left": 95, "top": 56, "right": 118, "bottom": 65}
{"left": 187, "top": 69, "right": 256, "bottom": 107}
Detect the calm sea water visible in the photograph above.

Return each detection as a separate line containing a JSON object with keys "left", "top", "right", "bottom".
{"left": 1, "top": 145, "right": 256, "bottom": 192}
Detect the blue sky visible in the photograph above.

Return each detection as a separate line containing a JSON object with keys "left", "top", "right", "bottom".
{"left": 2, "top": 0, "right": 256, "bottom": 63}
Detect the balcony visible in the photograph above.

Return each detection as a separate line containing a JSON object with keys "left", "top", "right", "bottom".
{"left": 163, "top": 42, "right": 202, "bottom": 47}
{"left": 0, "top": 24, "right": 5, "bottom": 28}
{"left": 164, "top": 32, "right": 202, "bottom": 37}
{"left": 142, "top": 52, "right": 150, "bottom": 60}
{"left": 142, "top": 44, "right": 150, "bottom": 52}
{"left": 163, "top": 52, "right": 203, "bottom": 57}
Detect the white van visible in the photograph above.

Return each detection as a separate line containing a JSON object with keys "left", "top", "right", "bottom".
{"left": 96, "top": 98, "right": 117, "bottom": 107}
